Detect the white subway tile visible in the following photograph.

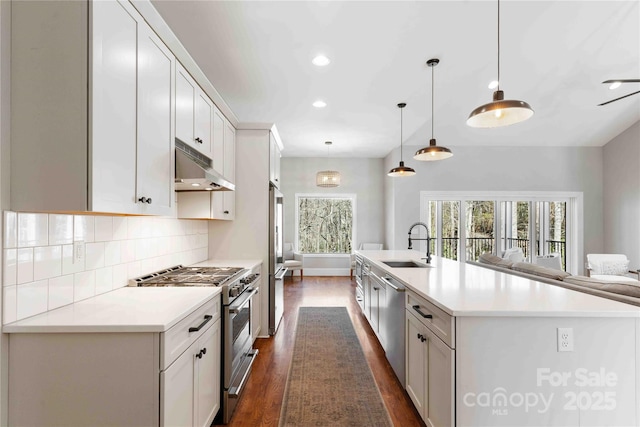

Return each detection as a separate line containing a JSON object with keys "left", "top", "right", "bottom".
{"left": 95, "top": 266, "right": 113, "bottom": 295}
{"left": 112, "top": 217, "right": 128, "bottom": 240}
{"left": 4, "top": 211, "right": 17, "bottom": 248}
{"left": 85, "top": 242, "right": 105, "bottom": 270}
{"left": 74, "top": 215, "right": 95, "bottom": 243}
{"left": 140, "top": 258, "right": 154, "bottom": 275}
{"left": 127, "top": 217, "right": 141, "bottom": 239}
{"left": 62, "top": 244, "right": 85, "bottom": 275}
{"left": 3, "top": 285, "right": 17, "bottom": 324}
{"left": 120, "top": 240, "right": 136, "bottom": 263}
{"left": 112, "top": 264, "right": 128, "bottom": 289}
{"left": 73, "top": 270, "right": 95, "bottom": 302}
{"left": 127, "top": 261, "right": 141, "bottom": 280}
{"left": 17, "top": 213, "right": 48, "bottom": 247}
{"left": 94, "top": 216, "right": 113, "bottom": 242}
{"left": 49, "top": 214, "right": 73, "bottom": 245}
{"left": 48, "top": 274, "right": 74, "bottom": 310}
{"left": 4, "top": 249, "right": 17, "bottom": 286}
{"left": 16, "top": 280, "right": 48, "bottom": 320}
{"left": 135, "top": 239, "right": 151, "bottom": 260}
{"left": 104, "top": 241, "right": 121, "bottom": 266}
{"left": 33, "top": 246, "right": 62, "bottom": 281}
{"left": 198, "top": 220, "right": 208, "bottom": 235}
{"left": 17, "top": 248, "right": 34, "bottom": 284}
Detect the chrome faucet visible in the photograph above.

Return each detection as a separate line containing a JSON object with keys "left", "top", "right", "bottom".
{"left": 408, "top": 222, "right": 433, "bottom": 264}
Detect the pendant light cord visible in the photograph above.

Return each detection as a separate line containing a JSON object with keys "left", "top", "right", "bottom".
{"left": 497, "top": 0, "right": 500, "bottom": 90}
{"left": 400, "top": 107, "right": 404, "bottom": 160}
{"left": 431, "top": 62, "right": 434, "bottom": 139}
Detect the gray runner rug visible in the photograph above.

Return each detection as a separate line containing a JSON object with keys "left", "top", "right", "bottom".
{"left": 279, "top": 307, "right": 393, "bottom": 427}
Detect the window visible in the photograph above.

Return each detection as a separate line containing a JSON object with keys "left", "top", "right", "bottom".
{"left": 295, "top": 194, "right": 356, "bottom": 254}
{"left": 420, "top": 192, "right": 582, "bottom": 273}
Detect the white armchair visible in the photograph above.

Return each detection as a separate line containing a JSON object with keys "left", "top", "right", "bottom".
{"left": 586, "top": 254, "right": 638, "bottom": 282}
{"left": 283, "top": 242, "right": 304, "bottom": 279}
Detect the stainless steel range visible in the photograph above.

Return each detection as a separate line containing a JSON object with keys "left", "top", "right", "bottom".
{"left": 130, "top": 265, "right": 259, "bottom": 424}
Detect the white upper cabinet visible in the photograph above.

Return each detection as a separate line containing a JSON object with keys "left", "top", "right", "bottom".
{"left": 269, "top": 132, "right": 282, "bottom": 188}
{"left": 176, "top": 63, "right": 214, "bottom": 158}
{"left": 212, "top": 107, "right": 225, "bottom": 174}
{"left": 211, "top": 118, "right": 236, "bottom": 220}
{"left": 11, "top": 0, "right": 174, "bottom": 215}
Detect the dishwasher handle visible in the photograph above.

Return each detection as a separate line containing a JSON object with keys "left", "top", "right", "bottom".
{"left": 382, "top": 276, "right": 405, "bottom": 292}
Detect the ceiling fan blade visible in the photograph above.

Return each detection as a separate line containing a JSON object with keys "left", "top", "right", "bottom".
{"left": 602, "top": 79, "right": 640, "bottom": 84}
{"left": 598, "top": 90, "right": 640, "bottom": 106}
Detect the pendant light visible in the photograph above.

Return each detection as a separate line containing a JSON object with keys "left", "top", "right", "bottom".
{"left": 316, "top": 141, "right": 341, "bottom": 187}
{"left": 467, "top": 0, "right": 533, "bottom": 128}
{"left": 388, "top": 103, "right": 416, "bottom": 177}
{"left": 414, "top": 58, "right": 453, "bottom": 161}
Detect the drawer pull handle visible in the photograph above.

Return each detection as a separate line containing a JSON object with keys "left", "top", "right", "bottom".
{"left": 417, "top": 333, "right": 427, "bottom": 342}
{"left": 412, "top": 305, "right": 433, "bottom": 319}
{"left": 189, "top": 314, "right": 213, "bottom": 333}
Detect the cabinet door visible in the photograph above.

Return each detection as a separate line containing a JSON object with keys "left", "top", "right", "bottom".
{"left": 251, "top": 284, "right": 261, "bottom": 340}
{"left": 175, "top": 63, "right": 196, "bottom": 149}
{"left": 91, "top": 0, "right": 138, "bottom": 213}
{"left": 274, "top": 143, "right": 281, "bottom": 186}
{"left": 223, "top": 121, "right": 236, "bottom": 219}
{"left": 136, "top": 24, "right": 174, "bottom": 216}
{"left": 161, "top": 343, "right": 195, "bottom": 427}
{"left": 212, "top": 107, "right": 225, "bottom": 174}
{"left": 376, "top": 280, "right": 387, "bottom": 347}
{"left": 424, "top": 325, "right": 454, "bottom": 427}
{"left": 269, "top": 132, "right": 277, "bottom": 185}
{"left": 370, "top": 280, "right": 381, "bottom": 334}
{"left": 195, "top": 321, "right": 221, "bottom": 427}
{"left": 406, "top": 311, "right": 427, "bottom": 418}
{"left": 195, "top": 92, "right": 213, "bottom": 158}
{"left": 363, "top": 271, "right": 372, "bottom": 321}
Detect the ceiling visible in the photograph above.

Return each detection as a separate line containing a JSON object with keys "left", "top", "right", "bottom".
{"left": 151, "top": 1, "right": 640, "bottom": 158}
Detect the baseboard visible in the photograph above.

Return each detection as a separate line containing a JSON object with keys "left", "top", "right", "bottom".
{"left": 301, "top": 268, "right": 352, "bottom": 276}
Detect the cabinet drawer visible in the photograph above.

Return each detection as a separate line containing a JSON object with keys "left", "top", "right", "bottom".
{"left": 406, "top": 291, "right": 455, "bottom": 348}
{"left": 161, "top": 297, "right": 221, "bottom": 370}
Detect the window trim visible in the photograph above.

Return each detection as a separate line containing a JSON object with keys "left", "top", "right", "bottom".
{"left": 420, "top": 191, "right": 583, "bottom": 274}
{"left": 294, "top": 193, "right": 357, "bottom": 254}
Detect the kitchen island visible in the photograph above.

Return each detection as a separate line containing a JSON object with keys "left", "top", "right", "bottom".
{"left": 356, "top": 250, "right": 640, "bottom": 427}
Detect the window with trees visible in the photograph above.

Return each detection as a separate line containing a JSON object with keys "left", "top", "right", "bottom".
{"left": 295, "top": 194, "right": 355, "bottom": 254}
{"left": 420, "top": 192, "right": 581, "bottom": 272}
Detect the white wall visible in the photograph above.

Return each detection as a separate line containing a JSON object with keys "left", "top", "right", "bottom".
{"left": 384, "top": 145, "right": 604, "bottom": 261}
{"left": 280, "top": 157, "right": 385, "bottom": 251}
{"left": 603, "top": 120, "right": 640, "bottom": 267}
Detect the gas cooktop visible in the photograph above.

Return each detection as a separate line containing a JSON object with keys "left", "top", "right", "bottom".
{"left": 129, "top": 266, "right": 246, "bottom": 287}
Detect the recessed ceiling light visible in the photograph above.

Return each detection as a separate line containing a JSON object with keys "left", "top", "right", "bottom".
{"left": 312, "top": 55, "right": 330, "bottom": 66}
{"left": 488, "top": 80, "right": 499, "bottom": 89}
{"left": 205, "top": 187, "right": 213, "bottom": 191}
{"left": 609, "top": 81, "right": 622, "bottom": 90}
{"left": 313, "top": 100, "right": 327, "bottom": 108}
{"left": 191, "top": 183, "right": 201, "bottom": 187}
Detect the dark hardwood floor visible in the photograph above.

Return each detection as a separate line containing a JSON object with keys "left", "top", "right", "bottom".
{"left": 217, "top": 276, "right": 424, "bottom": 427}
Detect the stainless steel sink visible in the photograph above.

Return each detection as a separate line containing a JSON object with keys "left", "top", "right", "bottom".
{"left": 382, "top": 260, "right": 431, "bottom": 268}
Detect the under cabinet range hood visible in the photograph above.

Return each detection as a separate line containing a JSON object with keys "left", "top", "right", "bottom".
{"left": 175, "top": 139, "right": 235, "bottom": 191}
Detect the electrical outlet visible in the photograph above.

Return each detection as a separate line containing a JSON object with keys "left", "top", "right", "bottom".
{"left": 557, "top": 327, "right": 574, "bottom": 352}
{"left": 74, "top": 241, "right": 85, "bottom": 264}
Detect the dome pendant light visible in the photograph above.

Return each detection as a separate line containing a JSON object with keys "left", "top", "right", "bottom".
{"left": 316, "top": 141, "right": 341, "bottom": 187}
{"left": 388, "top": 103, "right": 416, "bottom": 177}
{"left": 467, "top": 0, "right": 533, "bottom": 128}
{"left": 414, "top": 58, "right": 453, "bottom": 161}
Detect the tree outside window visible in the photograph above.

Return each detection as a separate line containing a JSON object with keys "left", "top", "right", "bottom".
{"left": 297, "top": 196, "right": 354, "bottom": 254}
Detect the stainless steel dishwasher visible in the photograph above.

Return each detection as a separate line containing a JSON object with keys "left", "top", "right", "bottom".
{"left": 370, "top": 269, "right": 406, "bottom": 387}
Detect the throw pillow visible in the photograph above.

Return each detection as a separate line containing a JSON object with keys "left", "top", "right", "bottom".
{"left": 597, "top": 260, "right": 630, "bottom": 276}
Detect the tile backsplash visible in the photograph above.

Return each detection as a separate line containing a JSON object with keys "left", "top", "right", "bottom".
{"left": 3, "top": 212, "right": 209, "bottom": 324}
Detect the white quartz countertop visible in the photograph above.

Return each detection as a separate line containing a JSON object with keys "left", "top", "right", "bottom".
{"left": 3, "top": 287, "right": 221, "bottom": 333}
{"left": 356, "top": 250, "right": 640, "bottom": 318}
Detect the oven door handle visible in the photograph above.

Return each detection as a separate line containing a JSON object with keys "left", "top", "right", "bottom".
{"left": 228, "top": 288, "right": 258, "bottom": 314}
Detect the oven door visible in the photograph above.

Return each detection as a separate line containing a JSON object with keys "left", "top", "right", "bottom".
{"left": 223, "top": 288, "right": 259, "bottom": 423}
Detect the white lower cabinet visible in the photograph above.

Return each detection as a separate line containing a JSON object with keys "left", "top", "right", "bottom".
{"left": 7, "top": 298, "right": 221, "bottom": 427}
{"left": 162, "top": 319, "right": 221, "bottom": 427}
{"left": 405, "top": 294, "right": 455, "bottom": 427}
